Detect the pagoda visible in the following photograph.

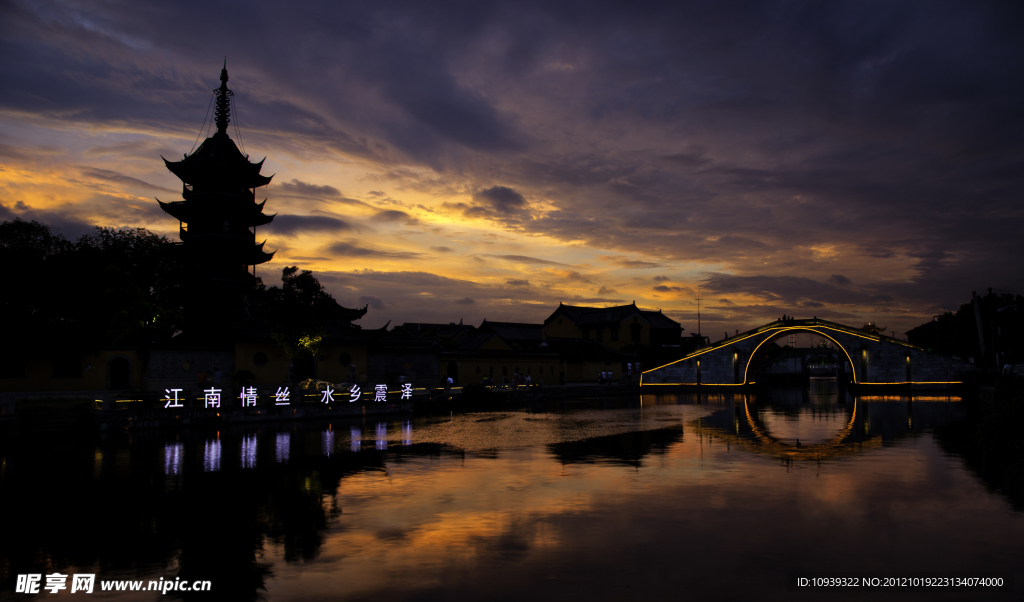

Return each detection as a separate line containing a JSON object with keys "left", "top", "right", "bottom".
{"left": 159, "top": 63, "right": 275, "bottom": 284}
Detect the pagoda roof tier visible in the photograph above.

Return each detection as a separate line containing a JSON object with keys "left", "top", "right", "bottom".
{"left": 183, "top": 239, "right": 276, "bottom": 266}
{"left": 163, "top": 132, "right": 272, "bottom": 190}
{"left": 158, "top": 198, "right": 276, "bottom": 227}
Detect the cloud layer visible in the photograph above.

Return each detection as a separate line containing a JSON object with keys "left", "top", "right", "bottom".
{"left": 2, "top": 0, "right": 1022, "bottom": 334}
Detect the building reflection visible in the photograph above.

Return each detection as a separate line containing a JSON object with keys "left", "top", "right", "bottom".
{"left": 547, "top": 426, "right": 683, "bottom": 467}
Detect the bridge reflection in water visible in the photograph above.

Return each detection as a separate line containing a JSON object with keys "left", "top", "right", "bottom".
{"left": 643, "top": 381, "right": 964, "bottom": 463}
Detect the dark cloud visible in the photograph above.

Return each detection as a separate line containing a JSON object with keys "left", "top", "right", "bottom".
{"left": 484, "top": 254, "right": 565, "bottom": 266}
{"left": 455, "top": 297, "right": 475, "bottom": 305}
{"left": 278, "top": 179, "right": 342, "bottom": 198}
{"left": 474, "top": 186, "right": 528, "bottom": 215}
{"left": 556, "top": 271, "right": 591, "bottom": 283}
{"left": 507, "top": 279, "right": 530, "bottom": 286}
{"left": 431, "top": 245, "right": 454, "bottom": 253}
{"left": 653, "top": 285, "right": 684, "bottom": 292}
{"left": 653, "top": 275, "right": 670, "bottom": 282}
{"left": 598, "top": 286, "right": 618, "bottom": 295}
{"left": 326, "top": 241, "right": 421, "bottom": 259}
{"left": 0, "top": 203, "right": 97, "bottom": 240}
{"left": 830, "top": 274, "right": 852, "bottom": 287}
{"left": 2, "top": 0, "right": 1022, "bottom": 332}
{"left": 373, "top": 209, "right": 417, "bottom": 224}
{"left": 268, "top": 214, "right": 357, "bottom": 235}
{"left": 599, "top": 255, "right": 661, "bottom": 269}
{"left": 701, "top": 273, "right": 894, "bottom": 307}
{"left": 79, "top": 168, "right": 176, "bottom": 193}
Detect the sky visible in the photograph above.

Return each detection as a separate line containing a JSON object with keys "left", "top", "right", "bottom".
{"left": 1, "top": 0, "right": 1022, "bottom": 337}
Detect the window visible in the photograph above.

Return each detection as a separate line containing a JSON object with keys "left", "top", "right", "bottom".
{"left": 597, "top": 328, "right": 604, "bottom": 342}
{"left": 611, "top": 327, "right": 618, "bottom": 341}
{"left": 630, "top": 324, "right": 642, "bottom": 343}
{"left": 338, "top": 352, "right": 352, "bottom": 366}
{"left": 253, "top": 352, "right": 268, "bottom": 367}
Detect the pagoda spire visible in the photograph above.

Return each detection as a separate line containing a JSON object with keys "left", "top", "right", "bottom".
{"left": 214, "top": 59, "right": 233, "bottom": 136}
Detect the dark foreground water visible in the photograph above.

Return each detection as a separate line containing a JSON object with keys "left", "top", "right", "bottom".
{"left": 1, "top": 385, "right": 1022, "bottom": 601}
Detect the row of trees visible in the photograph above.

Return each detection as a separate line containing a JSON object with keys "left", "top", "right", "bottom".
{"left": 908, "top": 290, "right": 1024, "bottom": 368}
{"left": 0, "top": 219, "right": 349, "bottom": 361}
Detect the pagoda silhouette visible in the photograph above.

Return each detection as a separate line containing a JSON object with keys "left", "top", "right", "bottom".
{"left": 159, "top": 63, "right": 275, "bottom": 285}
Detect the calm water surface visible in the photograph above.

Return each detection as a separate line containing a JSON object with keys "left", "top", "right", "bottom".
{"left": 1, "top": 385, "right": 1021, "bottom": 601}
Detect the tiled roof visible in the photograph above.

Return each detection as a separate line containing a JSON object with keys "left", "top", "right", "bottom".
{"left": 548, "top": 303, "right": 681, "bottom": 330}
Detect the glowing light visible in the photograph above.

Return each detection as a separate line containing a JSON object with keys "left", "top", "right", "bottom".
{"left": 322, "top": 428, "right": 334, "bottom": 456}
{"left": 163, "top": 443, "right": 183, "bottom": 475}
{"left": 241, "top": 434, "right": 257, "bottom": 469}
{"left": 163, "top": 388, "right": 183, "bottom": 409}
{"left": 321, "top": 385, "right": 335, "bottom": 403}
{"left": 275, "top": 386, "right": 291, "bottom": 405}
{"left": 203, "top": 387, "right": 221, "bottom": 408}
{"left": 203, "top": 439, "right": 221, "bottom": 472}
{"left": 240, "top": 387, "right": 257, "bottom": 407}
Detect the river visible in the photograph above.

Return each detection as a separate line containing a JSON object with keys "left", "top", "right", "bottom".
{"left": 1, "top": 384, "right": 1021, "bottom": 600}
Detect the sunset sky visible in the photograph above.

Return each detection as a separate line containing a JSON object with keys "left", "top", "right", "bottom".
{"left": 1, "top": 1, "right": 1021, "bottom": 336}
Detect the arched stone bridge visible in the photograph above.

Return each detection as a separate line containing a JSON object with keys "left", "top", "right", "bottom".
{"left": 641, "top": 318, "right": 970, "bottom": 389}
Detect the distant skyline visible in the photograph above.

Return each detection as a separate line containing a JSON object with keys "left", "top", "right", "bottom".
{"left": 1, "top": 1, "right": 1022, "bottom": 336}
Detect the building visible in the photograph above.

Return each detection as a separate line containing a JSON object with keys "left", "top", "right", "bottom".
{"left": 158, "top": 63, "right": 276, "bottom": 286}
{"left": 542, "top": 302, "right": 682, "bottom": 351}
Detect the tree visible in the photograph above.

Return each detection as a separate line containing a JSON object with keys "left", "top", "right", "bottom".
{"left": 258, "top": 266, "right": 354, "bottom": 360}
{"left": 0, "top": 219, "right": 185, "bottom": 351}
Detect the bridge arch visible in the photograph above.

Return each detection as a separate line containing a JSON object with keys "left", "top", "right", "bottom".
{"left": 641, "top": 318, "right": 970, "bottom": 388}
{"left": 742, "top": 326, "right": 858, "bottom": 385}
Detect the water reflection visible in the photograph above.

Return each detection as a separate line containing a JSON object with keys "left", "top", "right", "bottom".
{"left": 0, "top": 390, "right": 1020, "bottom": 602}
{"left": 203, "top": 438, "right": 221, "bottom": 472}
{"left": 164, "top": 442, "right": 183, "bottom": 475}
{"left": 322, "top": 428, "right": 334, "bottom": 457}
{"left": 679, "top": 385, "right": 967, "bottom": 464}
{"left": 241, "top": 434, "right": 257, "bottom": 469}
{"left": 275, "top": 433, "right": 290, "bottom": 463}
